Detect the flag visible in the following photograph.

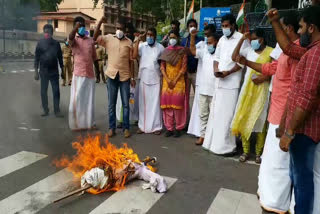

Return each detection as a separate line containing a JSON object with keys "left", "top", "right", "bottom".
{"left": 186, "top": 0, "right": 195, "bottom": 22}
{"left": 236, "top": 0, "right": 246, "bottom": 27}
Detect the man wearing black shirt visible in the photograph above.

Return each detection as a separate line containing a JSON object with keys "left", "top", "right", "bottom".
{"left": 34, "top": 24, "right": 64, "bottom": 117}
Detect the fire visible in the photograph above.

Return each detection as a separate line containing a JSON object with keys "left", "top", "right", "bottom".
{"left": 53, "top": 134, "right": 155, "bottom": 194}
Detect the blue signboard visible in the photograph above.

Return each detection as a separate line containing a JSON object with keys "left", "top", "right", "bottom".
{"left": 199, "top": 7, "right": 231, "bottom": 31}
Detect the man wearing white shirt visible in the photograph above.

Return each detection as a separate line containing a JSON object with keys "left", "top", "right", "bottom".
{"left": 187, "top": 24, "right": 216, "bottom": 139}
{"left": 189, "top": 30, "right": 220, "bottom": 145}
{"left": 132, "top": 27, "right": 165, "bottom": 134}
{"left": 203, "top": 14, "right": 250, "bottom": 155}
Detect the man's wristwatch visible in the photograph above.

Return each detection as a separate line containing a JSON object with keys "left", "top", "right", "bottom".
{"left": 284, "top": 130, "right": 295, "bottom": 140}
{"left": 130, "top": 78, "right": 134, "bottom": 81}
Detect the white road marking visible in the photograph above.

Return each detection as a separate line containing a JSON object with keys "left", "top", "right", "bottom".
{"left": 10, "top": 71, "right": 17, "bottom": 73}
{"left": 0, "top": 169, "right": 77, "bottom": 214}
{"left": 29, "top": 69, "right": 35, "bottom": 72}
{"left": 30, "top": 128, "right": 40, "bottom": 131}
{"left": 161, "top": 146, "right": 169, "bottom": 149}
{"left": 18, "top": 127, "right": 28, "bottom": 130}
{"left": 0, "top": 151, "right": 47, "bottom": 178}
{"left": 89, "top": 176, "right": 177, "bottom": 214}
{"left": 206, "top": 188, "right": 262, "bottom": 214}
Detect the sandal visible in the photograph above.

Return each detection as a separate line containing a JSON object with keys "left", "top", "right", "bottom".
{"left": 239, "top": 153, "right": 249, "bottom": 163}
{"left": 136, "top": 129, "right": 144, "bottom": 134}
{"left": 154, "top": 131, "right": 161, "bottom": 135}
{"left": 255, "top": 155, "right": 262, "bottom": 164}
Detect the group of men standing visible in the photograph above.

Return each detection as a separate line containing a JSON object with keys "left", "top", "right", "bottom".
{"left": 33, "top": 4, "right": 320, "bottom": 213}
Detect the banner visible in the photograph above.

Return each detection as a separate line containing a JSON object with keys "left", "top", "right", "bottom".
{"left": 199, "top": 7, "right": 231, "bottom": 31}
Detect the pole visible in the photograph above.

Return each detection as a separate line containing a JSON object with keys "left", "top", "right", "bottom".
{"left": 200, "top": 0, "right": 202, "bottom": 9}
{"left": 2, "top": 0, "right": 5, "bottom": 57}
{"left": 53, "top": 184, "right": 92, "bottom": 203}
{"left": 184, "top": 0, "right": 187, "bottom": 24}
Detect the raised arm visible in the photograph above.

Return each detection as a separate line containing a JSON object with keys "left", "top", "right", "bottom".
{"left": 267, "top": 9, "right": 306, "bottom": 60}
{"left": 94, "top": 16, "right": 107, "bottom": 41}
{"left": 189, "top": 30, "right": 198, "bottom": 56}
{"left": 132, "top": 33, "right": 145, "bottom": 59}
{"left": 69, "top": 22, "right": 81, "bottom": 42}
{"left": 232, "top": 32, "right": 250, "bottom": 62}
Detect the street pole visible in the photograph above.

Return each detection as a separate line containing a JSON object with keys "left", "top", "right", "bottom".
{"left": 200, "top": 0, "right": 202, "bottom": 9}
{"left": 2, "top": 0, "right": 5, "bottom": 57}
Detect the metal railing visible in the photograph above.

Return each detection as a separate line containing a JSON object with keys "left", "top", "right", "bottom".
{"left": 245, "top": 9, "right": 300, "bottom": 47}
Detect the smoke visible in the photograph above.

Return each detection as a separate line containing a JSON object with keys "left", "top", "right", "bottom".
{"left": 1, "top": 0, "right": 40, "bottom": 31}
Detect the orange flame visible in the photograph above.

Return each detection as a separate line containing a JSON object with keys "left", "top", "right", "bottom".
{"left": 53, "top": 134, "right": 154, "bottom": 194}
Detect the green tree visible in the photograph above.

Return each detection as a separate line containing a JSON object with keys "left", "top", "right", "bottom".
{"left": 39, "top": 0, "right": 63, "bottom": 11}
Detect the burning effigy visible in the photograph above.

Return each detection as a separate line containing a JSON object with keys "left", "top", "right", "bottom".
{"left": 53, "top": 135, "right": 167, "bottom": 202}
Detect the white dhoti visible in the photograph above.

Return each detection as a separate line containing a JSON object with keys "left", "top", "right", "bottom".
{"left": 314, "top": 143, "right": 320, "bottom": 214}
{"left": 258, "top": 123, "right": 292, "bottom": 213}
{"left": 203, "top": 88, "right": 238, "bottom": 154}
{"left": 187, "top": 86, "right": 201, "bottom": 137}
{"left": 138, "top": 82, "right": 162, "bottom": 133}
{"left": 69, "top": 75, "right": 95, "bottom": 130}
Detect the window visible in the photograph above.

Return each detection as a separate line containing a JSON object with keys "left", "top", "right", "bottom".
{"left": 54, "top": 20, "right": 58, "bottom": 29}
{"left": 111, "top": 15, "right": 115, "bottom": 24}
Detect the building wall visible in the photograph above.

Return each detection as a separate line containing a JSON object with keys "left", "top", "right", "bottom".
{"left": 58, "top": 0, "right": 104, "bottom": 30}
{"left": 58, "top": 0, "right": 155, "bottom": 35}
{"left": 0, "top": 30, "right": 65, "bottom": 58}
{"left": 36, "top": 18, "right": 91, "bottom": 38}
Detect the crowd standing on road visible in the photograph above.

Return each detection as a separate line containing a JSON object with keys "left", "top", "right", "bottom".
{"left": 34, "top": 3, "right": 320, "bottom": 214}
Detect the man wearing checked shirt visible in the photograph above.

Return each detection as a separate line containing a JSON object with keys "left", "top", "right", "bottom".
{"left": 268, "top": 6, "right": 320, "bottom": 214}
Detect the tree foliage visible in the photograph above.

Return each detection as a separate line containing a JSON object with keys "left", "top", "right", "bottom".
{"left": 91, "top": 0, "right": 244, "bottom": 22}
{"left": 39, "top": 0, "right": 63, "bottom": 11}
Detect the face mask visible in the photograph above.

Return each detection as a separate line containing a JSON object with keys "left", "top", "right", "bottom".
{"left": 207, "top": 45, "right": 216, "bottom": 54}
{"left": 146, "top": 36, "right": 155, "bottom": 45}
{"left": 300, "top": 31, "right": 312, "bottom": 47}
{"left": 251, "top": 39, "right": 261, "bottom": 50}
{"left": 189, "top": 26, "right": 196, "bottom": 34}
{"left": 204, "top": 37, "right": 208, "bottom": 44}
{"left": 44, "top": 33, "right": 51, "bottom": 39}
{"left": 78, "top": 27, "right": 86, "bottom": 36}
{"left": 116, "top": 30, "right": 124, "bottom": 39}
{"left": 222, "top": 28, "right": 232, "bottom": 37}
{"left": 169, "top": 38, "right": 177, "bottom": 46}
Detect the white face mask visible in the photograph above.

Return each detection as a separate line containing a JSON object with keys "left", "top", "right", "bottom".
{"left": 189, "top": 26, "right": 196, "bottom": 34}
{"left": 169, "top": 38, "right": 177, "bottom": 46}
{"left": 116, "top": 30, "right": 124, "bottom": 39}
{"left": 222, "top": 28, "right": 232, "bottom": 37}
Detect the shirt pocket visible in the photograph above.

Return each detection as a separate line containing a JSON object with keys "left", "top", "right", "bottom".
{"left": 120, "top": 44, "right": 131, "bottom": 58}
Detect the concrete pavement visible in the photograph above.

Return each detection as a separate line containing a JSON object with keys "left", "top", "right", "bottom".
{"left": 0, "top": 61, "right": 264, "bottom": 214}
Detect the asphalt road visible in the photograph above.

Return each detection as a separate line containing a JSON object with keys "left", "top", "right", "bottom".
{"left": 0, "top": 60, "right": 263, "bottom": 214}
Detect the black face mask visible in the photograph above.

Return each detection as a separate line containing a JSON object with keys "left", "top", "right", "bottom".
{"left": 300, "top": 31, "right": 312, "bottom": 47}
